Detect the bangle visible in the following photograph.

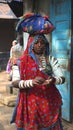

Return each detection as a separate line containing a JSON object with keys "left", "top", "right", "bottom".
{"left": 55, "top": 77, "right": 63, "bottom": 84}
{"left": 24, "top": 80, "right": 33, "bottom": 88}
{"left": 19, "top": 80, "right": 33, "bottom": 89}
{"left": 19, "top": 80, "right": 24, "bottom": 88}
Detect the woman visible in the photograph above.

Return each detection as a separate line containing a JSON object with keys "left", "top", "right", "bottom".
{"left": 6, "top": 40, "right": 17, "bottom": 81}
{"left": 11, "top": 34, "right": 65, "bottom": 130}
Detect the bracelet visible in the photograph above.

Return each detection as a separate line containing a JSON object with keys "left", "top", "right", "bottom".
{"left": 55, "top": 77, "right": 63, "bottom": 84}
{"left": 24, "top": 80, "right": 33, "bottom": 88}
{"left": 19, "top": 80, "right": 33, "bottom": 88}
{"left": 19, "top": 80, "right": 24, "bottom": 88}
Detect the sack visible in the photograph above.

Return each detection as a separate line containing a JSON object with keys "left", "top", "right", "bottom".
{"left": 12, "top": 65, "right": 20, "bottom": 81}
{"left": 16, "top": 13, "right": 55, "bottom": 35}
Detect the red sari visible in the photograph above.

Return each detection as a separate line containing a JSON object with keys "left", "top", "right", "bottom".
{"left": 14, "top": 54, "right": 63, "bottom": 130}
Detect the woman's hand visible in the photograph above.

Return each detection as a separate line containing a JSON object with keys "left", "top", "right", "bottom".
{"left": 32, "top": 76, "right": 45, "bottom": 86}
{"left": 42, "top": 76, "right": 55, "bottom": 86}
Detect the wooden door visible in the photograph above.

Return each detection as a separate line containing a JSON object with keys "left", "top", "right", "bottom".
{"left": 50, "top": 0, "right": 71, "bottom": 121}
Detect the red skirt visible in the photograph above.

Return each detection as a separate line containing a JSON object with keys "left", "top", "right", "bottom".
{"left": 13, "top": 85, "right": 63, "bottom": 130}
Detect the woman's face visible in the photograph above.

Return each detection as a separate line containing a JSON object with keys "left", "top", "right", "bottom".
{"left": 33, "top": 38, "right": 46, "bottom": 55}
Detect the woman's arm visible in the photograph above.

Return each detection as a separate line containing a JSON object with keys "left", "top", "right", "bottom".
{"left": 12, "top": 80, "right": 20, "bottom": 88}
{"left": 49, "top": 55, "right": 65, "bottom": 85}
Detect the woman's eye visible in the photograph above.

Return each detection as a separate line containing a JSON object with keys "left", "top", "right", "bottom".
{"left": 35, "top": 42, "right": 38, "bottom": 44}
{"left": 41, "top": 42, "right": 44, "bottom": 44}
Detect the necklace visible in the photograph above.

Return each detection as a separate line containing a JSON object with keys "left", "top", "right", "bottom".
{"left": 35, "top": 54, "right": 47, "bottom": 70}
{"left": 35, "top": 54, "right": 52, "bottom": 75}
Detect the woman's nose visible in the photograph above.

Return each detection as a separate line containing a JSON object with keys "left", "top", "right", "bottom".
{"left": 38, "top": 42, "right": 41, "bottom": 46}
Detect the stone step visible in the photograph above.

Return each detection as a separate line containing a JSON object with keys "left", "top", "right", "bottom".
{"left": 0, "top": 93, "right": 17, "bottom": 107}
{"left": 0, "top": 81, "right": 9, "bottom": 93}
{"left": 0, "top": 70, "right": 19, "bottom": 95}
{"left": 0, "top": 71, "right": 10, "bottom": 93}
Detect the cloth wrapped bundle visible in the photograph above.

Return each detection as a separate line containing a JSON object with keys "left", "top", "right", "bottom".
{"left": 12, "top": 65, "right": 20, "bottom": 82}
{"left": 16, "top": 13, "right": 55, "bottom": 34}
